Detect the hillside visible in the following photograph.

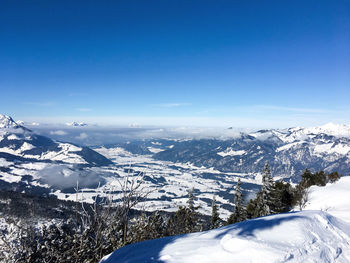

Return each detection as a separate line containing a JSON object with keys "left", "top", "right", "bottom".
{"left": 100, "top": 176, "right": 350, "bottom": 263}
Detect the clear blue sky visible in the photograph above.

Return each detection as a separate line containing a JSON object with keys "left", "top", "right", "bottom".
{"left": 0, "top": 0, "right": 349, "bottom": 127}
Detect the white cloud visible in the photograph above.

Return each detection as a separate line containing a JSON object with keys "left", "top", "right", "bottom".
{"left": 76, "top": 132, "right": 88, "bottom": 140}
{"left": 50, "top": 130, "right": 68, "bottom": 136}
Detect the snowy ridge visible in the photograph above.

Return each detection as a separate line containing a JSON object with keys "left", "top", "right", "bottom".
{"left": 0, "top": 114, "right": 20, "bottom": 129}
{"left": 101, "top": 177, "right": 350, "bottom": 263}
{"left": 154, "top": 123, "right": 350, "bottom": 179}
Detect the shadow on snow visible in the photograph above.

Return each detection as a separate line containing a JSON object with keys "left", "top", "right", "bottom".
{"left": 103, "top": 212, "right": 306, "bottom": 263}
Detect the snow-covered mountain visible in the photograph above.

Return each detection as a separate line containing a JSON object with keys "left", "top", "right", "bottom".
{"left": 66, "top": 121, "right": 88, "bottom": 127}
{"left": 151, "top": 123, "right": 350, "bottom": 180}
{"left": 101, "top": 176, "right": 350, "bottom": 263}
{"left": 0, "top": 115, "right": 28, "bottom": 130}
{"left": 0, "top": 114, "right": 113, "bottom": 194}
{"left": 0, "top": 114, "right": 111, "bottom": 166}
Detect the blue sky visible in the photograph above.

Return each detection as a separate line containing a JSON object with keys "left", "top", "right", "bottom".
{"left": 0, "top": 0, "right": 349, "bottom": 128}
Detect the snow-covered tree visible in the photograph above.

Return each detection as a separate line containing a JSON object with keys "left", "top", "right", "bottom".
{"left": 210, "top": 195, "right": 221, "bottom": 229}
{"left": 187, "top": 187, "right": 195, "bottom": 212}
{"left": 168, "top": 188, "right": 201, "bottom": 235}
{"left": 255, "top": 162, "right": 276, "bottom": 217}
{"left": 227, "top": 179, "right": 246, "bottom": 224}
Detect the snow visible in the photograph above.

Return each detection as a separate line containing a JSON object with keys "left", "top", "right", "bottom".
{"left": 51, "top": 147, "right": 258, "bottom": 218}
{"left": 303, "top": 176, "right": 350, "bottom": 223}
{"left": 20, "top": 142, "right": 35, "bottom": 151}
{"left": 0, "top": 158, "right": 12, "bottom": 167}
{"left": 217, "top": 148, "right": 246, "bottom": 157}
{"left": 147, "top": 147, "right": 165, "bottom": 153}
{"left": 7, "top": 134, "right": 20, "bottom": 140}
{"left": 34, "top": 143, "right": 87, "bottom": 164}
{"left": 94, "top": 147, "right": 131, "bottom": 160}
{"left": 308, "top": 123, "right": 350, "bottom": 138}
{"left": 58, "top": 142, "right": 82, "bottom": 152}
{"left": 66, "top": 121, "right": 87, "bottom": 127}
{"left": 313, "top": 143, "right": 350, "bottom": 156}
{"left": 0, "top": 172, "right": 22, "bottom": 183}
{"left": 250, "top": 123, "right": 350, "bottom": 145}
{"left": 249, "top": 131, "right": 275, "bottom": 141}
{"left": 0, "top": 114, "right": 20, "bottom": 128}
{"left": 101, "top": 211, "right": 350, "bottom": 263}
{"left": 276, "top": 141, "right": 304, "bottom": 152}
{"left": 101, "top": 176, "right": 350, "bottom": 263}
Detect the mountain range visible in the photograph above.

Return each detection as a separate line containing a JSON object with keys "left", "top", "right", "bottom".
{"left": 121, "top": 123, "right": 350, "bottom": 181}
{"left": 1, "top": 113, "right": 350, "bottom": 215}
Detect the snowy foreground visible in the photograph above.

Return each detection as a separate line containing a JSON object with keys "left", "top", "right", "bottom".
{"left": 100, "top": 177, "right": 350, "bottom": 263}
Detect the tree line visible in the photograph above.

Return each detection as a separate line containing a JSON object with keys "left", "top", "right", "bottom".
{"left": 223, "top": 163, "right": 342, "bottom": 226}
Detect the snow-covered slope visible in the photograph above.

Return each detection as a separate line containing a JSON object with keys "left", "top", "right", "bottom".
{"left": 303, "top": 176, "right": 350, "bottom": 223}
{"left": 101, "top": 177, "right": 350, "bottom": 263}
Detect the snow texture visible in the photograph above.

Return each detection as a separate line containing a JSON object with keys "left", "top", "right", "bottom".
{"left": 101, "top": 177, "right": 350, "bottom": 263}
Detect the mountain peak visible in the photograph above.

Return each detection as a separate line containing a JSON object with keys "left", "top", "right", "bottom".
{"left": 66, "top": 121, "right": 88, "bottom": 127}
{"left": 308, "top": 122, "right": 350, "bottom": 138}
{"left": 320, "top": 122, "right": 349, "bottom": 131}
{"left": 0, "top": 114, "right": 20, "bottom": 129}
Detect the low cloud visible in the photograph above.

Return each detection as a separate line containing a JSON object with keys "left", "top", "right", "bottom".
{"left": 76, "top": 132, "right": 88, "bottom": 140}
{"left": 50, "top": 130, "right": 68, "bottom": 136}
{"left": 38, "top": 164, "right": 105, "bottom": 190}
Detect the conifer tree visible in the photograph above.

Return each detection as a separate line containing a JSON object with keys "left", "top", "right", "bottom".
{"left": 187, "top": 187, "right": 195, "bottom": 212}
{"left": 255, "top": 162, "right": 276, "bottom": 217}
{"left": 227, "top": 179, "right": 246, "bottom": 224}
{"left": 168, "top": 188, "right": 201, "bottom": 235}
{"left": 131, "top": 211, "right": 166, "bottom": 243}
{"left": 210, "top": 195, "right": 220, "bottom": 229}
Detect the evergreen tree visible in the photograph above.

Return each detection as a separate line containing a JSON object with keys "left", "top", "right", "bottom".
{"left": 168, "top": 188, "right": 201, "bottom": 235}
{"left": 210, "top": 195, "right": 220, "bottom": 229}
{"left": 131, "top": 211, "right": 166, "bottom": 243}
{"left": 246, "top": 198, "right": 258, "bottom": 219}
{"left": 187, "top": 187, "right": 195, "bottom": 212}
{"left": 273, "top": 181, "right": 293, "bottom": 213}
{"left": 255, "top": 162, "right": 276, "bottom": 217}
{"left": 227, "top": 179, "right": 246, "bottom": 224}
{"left": 328, "top": 171, "right": 341, "bottom": 183}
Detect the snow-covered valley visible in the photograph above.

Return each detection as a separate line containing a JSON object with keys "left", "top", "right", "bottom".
{"left": 1, "top": 114, "right": 350, "bottom": 262}
{"left": 1, "top": 114, "right": 350, "bottom": 218}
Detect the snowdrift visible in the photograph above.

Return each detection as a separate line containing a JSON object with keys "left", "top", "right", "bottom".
{"left": 101, "top": 177, "right": 350, "bottom": 263}
{"left": 303, "top": 176, "right": 350, "bottom": 223}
